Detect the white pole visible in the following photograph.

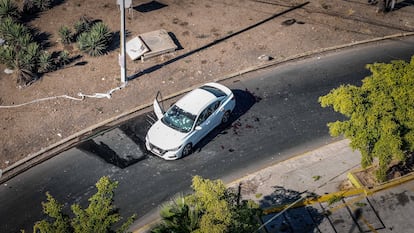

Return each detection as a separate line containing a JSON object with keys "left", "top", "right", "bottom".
{"left": 120, "top": 0, "right": 127, "bottom": 84}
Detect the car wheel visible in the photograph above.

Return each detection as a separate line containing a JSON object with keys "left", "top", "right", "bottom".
{"left": 221, "top": 111, "right": 231, "bottom": 124}
{"left": 182, "top": 143, "right": 192, "bottom": 157}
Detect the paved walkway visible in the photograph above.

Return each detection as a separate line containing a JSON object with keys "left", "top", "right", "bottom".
{"left": 133, "top": 139, "right": 414, "bottom": 232}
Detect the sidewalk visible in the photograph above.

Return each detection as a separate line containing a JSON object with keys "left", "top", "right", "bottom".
{"left": 133, "top": 139, "right": 414, "bottom": 232}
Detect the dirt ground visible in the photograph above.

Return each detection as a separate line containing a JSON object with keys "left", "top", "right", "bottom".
{"left": 0, "top": 0, "right": 413, "bottom": 173}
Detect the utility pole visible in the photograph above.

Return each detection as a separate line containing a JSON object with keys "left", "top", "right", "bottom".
{"left": 118, "top": 0, "right": 131, "bottom": 84}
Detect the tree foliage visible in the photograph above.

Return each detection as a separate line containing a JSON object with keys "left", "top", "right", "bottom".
{"left": 319, "top": 56, "right": 414, "bottom": 181}
{"left": 151, "top": 176, "right": 261, "bottom": 233}
{"left": 32, "top": 176, "right": 136, "bottom": 233}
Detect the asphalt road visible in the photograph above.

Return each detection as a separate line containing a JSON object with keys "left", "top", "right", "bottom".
{"left": 1, "top": 37, "right": 414, "bottom": 233}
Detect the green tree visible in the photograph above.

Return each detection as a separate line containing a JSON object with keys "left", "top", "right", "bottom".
{"left": 319, "top": 56, "right": 414, "bottom": 181}
{"left": 151, "top": 176, "right": 260, "bottom": 233}
{"left": 32, "top": 176, "right": 136, "bottom": 233}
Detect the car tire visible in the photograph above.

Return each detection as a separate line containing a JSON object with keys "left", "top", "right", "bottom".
{"left": 221, "top": 111, "right": 231, "bottom": 124}
{"left": 182, "top": 143, "right": 192, "bottom": 157}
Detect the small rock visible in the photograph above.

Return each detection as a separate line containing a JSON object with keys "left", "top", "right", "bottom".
{"left": 258, "top": 54, "right": 272, "bottom": 61}
{"left": 4, "top": 68, "right": 13, "bottom": 74}
{"left": 57, "top": 133, "right": 62, "bottom": 137}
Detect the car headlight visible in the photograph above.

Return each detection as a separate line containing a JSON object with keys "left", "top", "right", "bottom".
{"left": 167, "top": 144, "right": 182, "bottom": 152}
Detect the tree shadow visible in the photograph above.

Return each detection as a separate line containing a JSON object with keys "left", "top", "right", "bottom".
{"left": 258, "top": 186, "right": 324, "bottom": 233}
{"left": 127, "top": 2, "right": 309, "bottom": 81}
{"left": 193, "top": 88, "right": 261, "bottom": 153}
{"left": 133, "top": 1, "right": 168, "bottom": 13}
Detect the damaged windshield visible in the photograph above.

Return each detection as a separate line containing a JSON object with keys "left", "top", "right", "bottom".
{"left": 161, "top": 105, "right": 196, "bottom": 133}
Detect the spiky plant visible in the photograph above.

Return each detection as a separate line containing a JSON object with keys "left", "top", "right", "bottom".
{"left": 0, "top": 0, "right": 19, "bottom": 20}
{"left": 0, "top": 44, "right": 15, "bottom": 68}
{"left": 23, "top": 0, "right": 52, "bottom": 12}
{"left": 58, "top": 25, "right": 72, "bottom": 45}
{"left": 57, "top": 50, "right": 70, "bottom": 67}
{"left": 74, "top": 15, "right": 93, "bottom": 36}
{"left": 14, "top": 42, "right": 40, "bottom": 85}
{"left": 33, "top": 0, "right": 52, "bottom": 11}
{"left": 77, "top": 22, "right": 112, "bottom": 57}
{"left": 38, "top": 51, "right": 54, "bottom": 73}
{"left": 0, "top": 18, "right": 32, "bottom": 49}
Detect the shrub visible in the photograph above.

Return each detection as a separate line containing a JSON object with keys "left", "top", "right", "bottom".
{"left": 57, "top": 50, "right": 70, "bottom": 67}
{"left": 58, "top": 25, "right": 72, "bottom": 45}
{"left": 23, "top": 0, "right": 52, "bottom": 13}
{"left": 0, "top": 0, "right": 19, "bottom": 20}
{"left": 38, "top": 51, "right": 54, "bottom": 73}
{"left": 73, "top": 15, "right": 93, "bottom": 38}
{"left": 77, "top": 22, "right": 112, "bottom": 56}
{"left": 33, "top": 0, "right": 52, "bottom": 11}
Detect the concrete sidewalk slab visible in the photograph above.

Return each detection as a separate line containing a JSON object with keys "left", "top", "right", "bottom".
{"left": 233, "top": 139, "right": 361, "bottom": 204}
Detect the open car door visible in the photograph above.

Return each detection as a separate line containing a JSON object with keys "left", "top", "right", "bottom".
{"left": 153, "top": 91, "right": 164, "bottom": 120}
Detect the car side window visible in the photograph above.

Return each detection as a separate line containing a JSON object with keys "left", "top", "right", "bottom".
{"left": 196, "top": 109, "right": 208, "bottom": 126}
{"left": 196, "top": 101, "right": 221, "bottom": 126}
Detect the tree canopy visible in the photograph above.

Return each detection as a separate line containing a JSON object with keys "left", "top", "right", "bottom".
{"left": 151, "top": 176, "right": 261, "bottom": 233}
{"left": 31, "top": 176, "right": 135, "bottom": 233}
{"left": 319, "top": 55, "right": 414, "bottom": 181}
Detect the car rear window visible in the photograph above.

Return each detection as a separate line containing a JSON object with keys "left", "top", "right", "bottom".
{"left": 199, "top": 86, "right": 226, "bottom": 97}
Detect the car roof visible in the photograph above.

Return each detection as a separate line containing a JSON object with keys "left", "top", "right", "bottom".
{"left": 175, "top": 87, "right": 218, "bottom": 115}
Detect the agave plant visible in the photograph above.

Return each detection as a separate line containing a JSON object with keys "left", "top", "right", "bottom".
{"left": 38, "top": 51, "right": 54, "bottom": 73}
{"left": 0, "top": 17, "right": 32, "bottom": 46}
{"left": 58, "top": 25, "right": 72, "bottom": 45}
{"left": 33, "top": 0, "right": 52, "bottom": 11}
{"left": 57, "top": 50, "right": 70, "bottom": 67}
{"left": 23, "top": 0, "right": 52, "bottom": 13}
{"left": 0, "top": 0, "right": 19, "bottom": 20}
{"left": 0, "top": 44, "right": 15, "bottom": 68}
{"left": 77, "top": 22, "right": 112, "bottom": 57}
{"left": 74, "top": 15, "right": 93, "bottom": 37}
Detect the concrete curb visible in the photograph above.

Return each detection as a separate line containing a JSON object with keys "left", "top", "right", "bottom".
{"left": 1, "top": 33, "right": 414, "bottom": 185}
{"left": 347, "top": 168, "right": 414, "bottom": 195}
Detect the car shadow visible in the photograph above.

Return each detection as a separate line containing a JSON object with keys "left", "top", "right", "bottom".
{"left": 191, "top": 88, "right": 261, "bottom": 154}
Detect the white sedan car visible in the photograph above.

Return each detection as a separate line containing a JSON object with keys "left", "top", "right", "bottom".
{"left": 145, "top": 82, "right": 236, "bottom": 160}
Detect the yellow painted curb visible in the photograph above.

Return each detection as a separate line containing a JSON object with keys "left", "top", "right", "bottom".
{"left": 263, "top": 170, "right": 414, "bottom": 215}
{"left": 347, "top": 171, "right": 363, "bottom": 189}
{"left": 262, "top": 188, "right": 366, "bottom": 215}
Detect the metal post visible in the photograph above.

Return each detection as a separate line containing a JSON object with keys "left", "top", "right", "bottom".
{"left": 120, "top": 0, "right": 127, "bottom": 84}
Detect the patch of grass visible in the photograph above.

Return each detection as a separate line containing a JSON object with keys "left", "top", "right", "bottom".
{"left": 255, "top": 193, "right": 262, "bottom": 198}
{"left": 327, "top": 195, "right": 342, "bottom": 206}
{"left": 196, "top": 34, "right": 209, "bottom": 39}
{"left": 355, "top": 202, "right": 367, "bottom": 207}
{"left": 312, "top": 175, "right": 321, "bottom": 181}
{"left": 96, "top": 107, "right": 103, "bottom": 113}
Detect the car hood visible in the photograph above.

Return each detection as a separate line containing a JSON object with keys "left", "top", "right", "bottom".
{"left": 147, "top": 120, "right": 188, "bottom": 149}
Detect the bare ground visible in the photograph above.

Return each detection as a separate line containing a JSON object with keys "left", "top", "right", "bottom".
{"left": 1, "top": 0, "right": 413, "bottom": 173}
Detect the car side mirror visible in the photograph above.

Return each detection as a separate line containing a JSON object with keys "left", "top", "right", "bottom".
{"left": 195, "top": 126, "right": 202, "bottom": 131}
